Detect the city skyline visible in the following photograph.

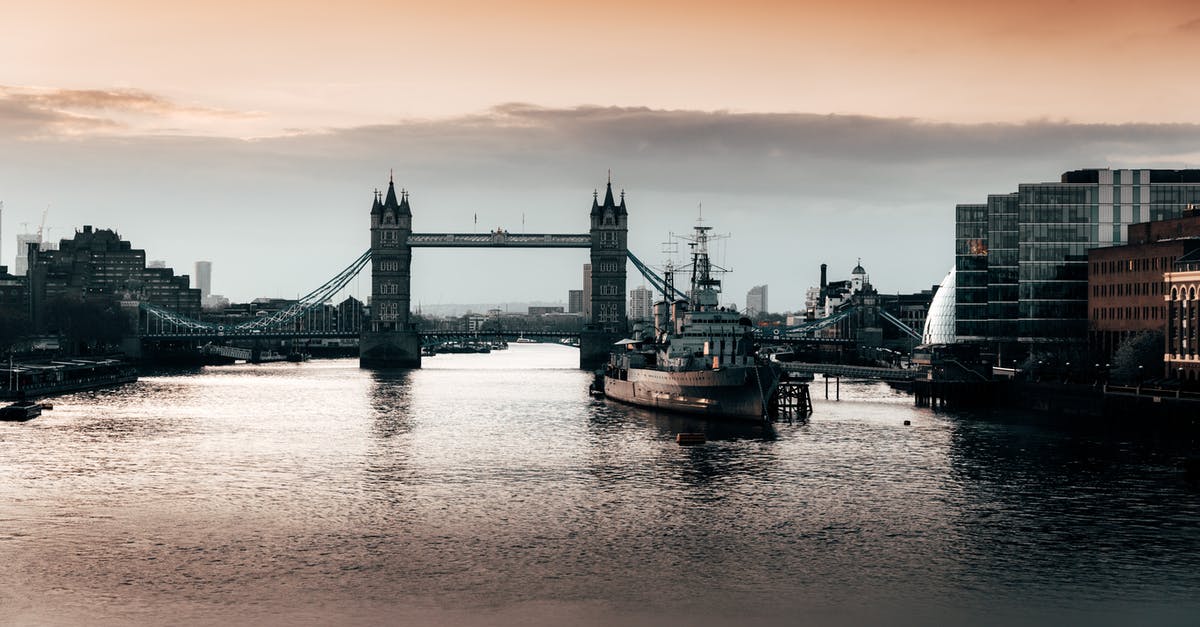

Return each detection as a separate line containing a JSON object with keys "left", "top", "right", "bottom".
{"left": 6, "top": 1, "right": 1200, "bottom": 307}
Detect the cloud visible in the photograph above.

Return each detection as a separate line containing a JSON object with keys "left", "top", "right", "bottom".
{"left": 1176, "top": 16, "right": 1200, "bottom": 34}
{"left": 0, "top": 85, "right": 255, "bottom": 138}
{"left": 8, "top": 99, "right": 1200, "bottom": 305}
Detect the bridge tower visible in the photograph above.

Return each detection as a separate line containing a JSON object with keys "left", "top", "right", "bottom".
{"left": 360, "top": 176, "right": 422, "bottom": 368}
{"left": 580, "top": 176, "right": 629, "bottom": 368}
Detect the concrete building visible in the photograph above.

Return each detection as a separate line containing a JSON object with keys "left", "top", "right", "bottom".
{"left": 14, "top": 233, "right": 41, "bottom": 276}
{"left": 746, "top": 284, "right": 768, "bottom": 316}
{"left": 568, "top": 289, "right": 583, "bottom": 314}
{"left": 629, "top": 285, "right": 652, "bottom": 321}
{"left": 955, "top": 168, "right": 1200, "bottom": 360}
{"left": 1088, "top": 212, "right": 1200, "bottom": 365}
{"left": 195, "top": 261, "right": 212, "bottom": 298}
{"left": 464, "top": 313, "right": 485, "bottom": 332}
{"left": 28, "top": 225, "right": 200, "bottom": 330}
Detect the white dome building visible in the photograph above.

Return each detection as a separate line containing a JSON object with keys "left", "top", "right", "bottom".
{"left": 922, "top": 268, "right": 956, "bottom": 345}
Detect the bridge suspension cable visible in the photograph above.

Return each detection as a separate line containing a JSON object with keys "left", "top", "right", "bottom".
{"left": 756, "top": 306, "right": 858, "bottom": 338}
{"left": 626, "top": 251, "right": 688, "bottom": 301}
{"left": 141, "top": 249, "right": 372, "bottom": 335}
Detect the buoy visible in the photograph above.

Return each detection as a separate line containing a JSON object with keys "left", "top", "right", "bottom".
{"left": 676, "top": 433, "right": 706, "bottom": 446}
{"left": 903, "top": 420, "right": 911, "bottom": 426}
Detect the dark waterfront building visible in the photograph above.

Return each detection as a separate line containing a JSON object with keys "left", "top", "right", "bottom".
{"left": 1088, "top": 212, "right": 1200, "bottom": 368}
{"left": 567, "top": 289, "right": 583, "bottom": 314}
{"left": 28, "top": 226, "right": 199, "bottom": 330}
{"left": 0, "top": 265, "right": 26, "bottom": 312}
{"left": 954, "top": 168, "right": 1200, "bottom": 362}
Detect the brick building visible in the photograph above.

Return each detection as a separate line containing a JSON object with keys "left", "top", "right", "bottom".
{"left": 1088, "top": 212, "right": 1200, "bottom": 363}
{"left": 1166, "top": 248, "right": 1200, "bottom": 383}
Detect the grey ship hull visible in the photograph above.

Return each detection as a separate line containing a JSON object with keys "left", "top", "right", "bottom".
{"left": 603, "top": 364, "right": 779, "bottom": 420}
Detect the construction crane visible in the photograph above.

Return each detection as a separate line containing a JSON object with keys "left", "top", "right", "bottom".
{"left": 37, "top": 204, "right": 49, "bottom": 243}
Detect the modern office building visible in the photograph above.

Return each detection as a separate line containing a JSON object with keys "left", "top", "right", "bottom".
{"left": 745, "top": 284, "right": 768, "bottom": 316}
{"left": 954, "top": 168, "right": 1200, "bottom": 360}
{"left": 195, "top": 261, "right": 212, "bottom": 298}
{"left": 923, "top": 269, "right": 956, "bottom": 345}
{"left": 568, "top": 289, "right": 583, "bottom": 314}
{"left": 628, "top": 286, "right": 652, "bottom": 321}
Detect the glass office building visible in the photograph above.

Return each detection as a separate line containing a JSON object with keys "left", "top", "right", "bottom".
{"left": 955, "top": 169, "right": 1200, "bottom": 357}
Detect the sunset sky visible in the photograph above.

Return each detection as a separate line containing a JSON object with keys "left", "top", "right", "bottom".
{"left": 5, "top": 0, "right": 1200, "bottom": 308}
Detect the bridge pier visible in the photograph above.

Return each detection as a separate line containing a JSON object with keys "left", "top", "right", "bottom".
{"left": 579, "top": 330, "right": 623, "bottom": 370}
{"left": 361, "top": 330, "right": 422, "bottom": 369}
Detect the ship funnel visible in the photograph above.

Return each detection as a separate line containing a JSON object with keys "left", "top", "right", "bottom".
{"left": 653, "top": 301, "right": 669, "bottom": 340}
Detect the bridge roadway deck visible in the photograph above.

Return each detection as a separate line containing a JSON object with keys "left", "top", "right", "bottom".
{"left": 780, "top": 362, "right": 917, "bottom": 382}
{"left": 142, "top": 330, "right": 581, "bottom": 341}
{"left": 407, "top": 233, "right": 591, "bottom": 247}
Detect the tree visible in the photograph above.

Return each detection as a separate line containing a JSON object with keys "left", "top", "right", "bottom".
{"left": 0, "top": 307, "right": 31, "bottom": 354}
{"left": 43, "top": 296, "right": 128, "bottom": 355}
{"left": 1110, "top": 331, "right": 1164, "bottom": 384}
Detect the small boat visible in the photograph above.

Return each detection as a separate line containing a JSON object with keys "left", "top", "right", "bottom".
{"left": 515, "top": 336, "right": 537, "bottom": 344}
{"left": 1, "top": 401, "right": 42, "bottom": 422}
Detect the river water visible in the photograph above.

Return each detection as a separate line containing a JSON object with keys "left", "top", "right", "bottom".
{"left": 2, "top": 344, "right": 1199, "bottom": 626}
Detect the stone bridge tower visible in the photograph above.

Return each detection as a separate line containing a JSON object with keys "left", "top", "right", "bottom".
{"left": 360, "top": 176, "right": 421, "bottom": 368}
{"left": 580, "top": 177, "right": 629, "bottom": 368}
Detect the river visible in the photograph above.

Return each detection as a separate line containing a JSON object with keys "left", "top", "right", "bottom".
{"left": 2, "top": 344, "right": 1198, "bottom": 626}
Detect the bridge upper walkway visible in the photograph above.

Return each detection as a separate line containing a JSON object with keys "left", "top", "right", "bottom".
{"left": 780, "top": 362, "right": 918, "bottom": 382}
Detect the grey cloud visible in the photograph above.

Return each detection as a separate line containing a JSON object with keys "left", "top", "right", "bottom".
{"left": 0, "top": 97, "right": 122, "bottom": 136}
{"left": 6, "top": 101, "right": 1200, "bottom": 307}
{"left": 0, "top": 85, "right": 253, "bottom": 134}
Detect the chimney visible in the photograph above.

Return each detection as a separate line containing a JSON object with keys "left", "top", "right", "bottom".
{"left": 819, "top": 263, "right": 828, "bottom": 297}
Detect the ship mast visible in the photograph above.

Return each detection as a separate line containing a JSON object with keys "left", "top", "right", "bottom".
{"left": 685, "top": 208, "right": 727, "bottom": 311}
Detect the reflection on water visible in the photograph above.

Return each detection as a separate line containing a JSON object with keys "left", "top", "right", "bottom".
{"left": 1, "top": 346, "right": 1198, "bottom": 627}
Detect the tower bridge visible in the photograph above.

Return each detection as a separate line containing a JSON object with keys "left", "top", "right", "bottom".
{"left": 362, "top": 175, "right": 628, "bottom": 368}
{"left": 135, "top": 174, "right": 879, "bottom": 368}
{"left": 138, "top": 175, "right": 632, "bottom": 369}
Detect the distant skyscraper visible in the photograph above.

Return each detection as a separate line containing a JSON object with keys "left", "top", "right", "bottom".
{"left": 629, "top": 286, "right": 652, "bottom": 321}
{"left": 195, "top": 260, "right": 212, "bottom": 298}
{"left": 582, "top": 263, "right": 592, "bottom": 322}
{"left": 568, "top": 289, "right": 583, "bottom": 313}
{"left": 14, "top": 232, "right": 40, "bottom": 276}
{"left": 746, "top": 284, "right": 768, "bottom": 316}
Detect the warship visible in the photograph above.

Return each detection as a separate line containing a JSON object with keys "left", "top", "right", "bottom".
{"left": 599, "top": 220, "right": 781, "bottom": 420}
